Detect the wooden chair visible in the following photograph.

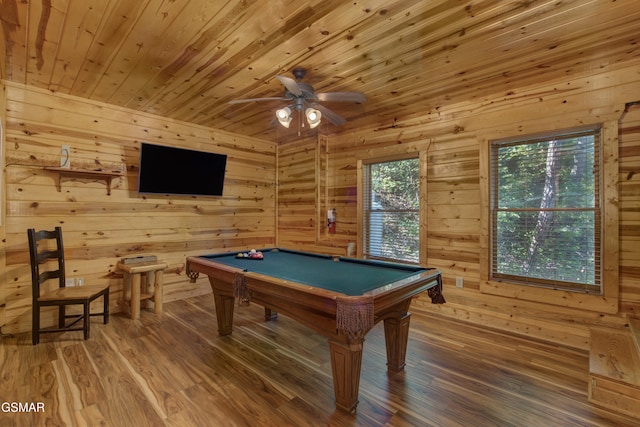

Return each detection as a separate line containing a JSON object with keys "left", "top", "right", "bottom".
{"left": 28, "top": 227, "right": 110, "bottom": 345}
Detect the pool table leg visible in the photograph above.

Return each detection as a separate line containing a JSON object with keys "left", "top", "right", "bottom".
{"left": 384, "top": 312, "right": 411, "bottom": 371}
{"left": 212, "top": 292, "right": 235, "bottom": 336}
{"left": 329, "top": 338, "right": 364, "bottom": 413}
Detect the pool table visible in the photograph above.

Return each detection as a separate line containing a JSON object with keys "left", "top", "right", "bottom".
{"left": 186, "top": 248, "right": 444, "bottom": 413}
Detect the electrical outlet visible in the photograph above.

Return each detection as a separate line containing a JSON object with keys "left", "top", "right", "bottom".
{"left": 456, "top": 277, "right": 464, "bottom": 288}
{"left": 65, "top": 278, "right": 75, "bottom": 287}
{"left": 76, "top": 277, "right": 84, "bottom": 286}
{"left": 60, "top": 144, "right": 70, "bottom": 168}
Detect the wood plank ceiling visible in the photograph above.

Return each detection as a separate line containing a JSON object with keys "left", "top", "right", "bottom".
{"left": 1, "top": 0, "right": 640, "bottom": 141}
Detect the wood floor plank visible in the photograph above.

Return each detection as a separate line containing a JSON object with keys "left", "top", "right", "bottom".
{"left": 61, "top": 344, "right": 106, "bottom": 407}
{"left": 84, "top": 334, "right": 166, "bottom": 427}
{"left": 1, "top": 297, "right": 638, "bottom": 426}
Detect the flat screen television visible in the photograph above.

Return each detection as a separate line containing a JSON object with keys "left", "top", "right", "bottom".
{"left": 138, "top": 142, "right": 227, "bottom": 196}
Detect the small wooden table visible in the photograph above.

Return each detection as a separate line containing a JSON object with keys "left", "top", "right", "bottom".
{"left": 117, "top": 261, "right": 167, "bottom": 320}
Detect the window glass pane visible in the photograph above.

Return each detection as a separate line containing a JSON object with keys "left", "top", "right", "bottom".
{"left": 494, "top": 210, "right": 596, "bottom": 285}
{"left": 497, "top": 137, "right": 595, "bottom": 209}
{"left": 368, "top": 211, "right": 419, "bottom": 262}
{"left": 365, "top": 158, "right": 420, "bottom": 263}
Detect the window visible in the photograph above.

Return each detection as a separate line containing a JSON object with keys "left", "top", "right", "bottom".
{"left": 490, "top": 126, "right": 601, "bottom": 293}
{"left": 363, "top": 157, "right": 420, "bottom": 263}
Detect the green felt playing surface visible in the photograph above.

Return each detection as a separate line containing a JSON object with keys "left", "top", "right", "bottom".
{"left": 201, "top": 249, "right": 429, "bottom": 296}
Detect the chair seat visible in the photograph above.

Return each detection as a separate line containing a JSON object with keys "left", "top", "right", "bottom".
{"left": 39, "top": 285, "right": 109, "bottom": 302}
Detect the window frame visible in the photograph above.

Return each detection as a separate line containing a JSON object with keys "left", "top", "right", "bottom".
{"left": 479, "top": 122, "right": 619, "bottom": 314}
{"left": 357, "top": 152, "right": 426, "bottom": 264}
{"left": 490, "top": 125, "right": 602, "bottom": 292}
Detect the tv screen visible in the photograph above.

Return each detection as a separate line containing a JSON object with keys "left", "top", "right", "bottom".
{"left": 138, "top": 143, "right": 227, "bottom": 196}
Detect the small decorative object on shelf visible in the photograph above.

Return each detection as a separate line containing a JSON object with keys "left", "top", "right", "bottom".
{"left": 236, "top": 249, "right": 264, "bottom": 260}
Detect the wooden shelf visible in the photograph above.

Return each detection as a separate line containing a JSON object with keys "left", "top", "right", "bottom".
{"left": 44, "top": 167, "right": 124, "bottom": 195}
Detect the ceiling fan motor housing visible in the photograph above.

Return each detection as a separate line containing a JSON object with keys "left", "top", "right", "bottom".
{"left": 292, "top": 67, "right": 307, "bottom": 81}
{"left": 284, "top": 82, "right": 317, "bottom": 110}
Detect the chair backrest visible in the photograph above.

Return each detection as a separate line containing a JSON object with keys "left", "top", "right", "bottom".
{"left": 27, "top": 227, "right": 66, "bottom": 298}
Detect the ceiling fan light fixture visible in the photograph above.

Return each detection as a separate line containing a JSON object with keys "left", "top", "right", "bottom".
{"left": 305, "top": 107, "right": 321, "bottom": 128}
{"left": 276, "top": 107, "right": 292, "bottom": 128}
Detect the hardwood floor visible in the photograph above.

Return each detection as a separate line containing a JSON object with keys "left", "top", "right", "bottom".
{"left": 1, "top": 296, "right": 637, "bottom": 427}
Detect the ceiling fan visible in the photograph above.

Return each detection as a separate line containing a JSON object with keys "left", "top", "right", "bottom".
{"left": 228, "top": 68, "right": 366, "bottom": 128}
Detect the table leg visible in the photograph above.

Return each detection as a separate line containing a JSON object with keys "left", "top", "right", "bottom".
{"left": 130, "top": 273, "right": 141, "bottom": 320}
{"left": 154, "top": 270, "right": 164, "bottom": 315}
{"left": 123, "top": 271, "right": 131, "bottom": 301}
{"left": 329, "top": 338, "right": 364, "bottom": 413}
{"left": 141, "top": 272, "right": 151, "bottom": 309}
{"left": 212, "top": 292, "right": 235, "bottom": 336}
{"left": 383, "top": 312, "right": 411, "bottom": 371}
{"left": 264, "top": 307, "right": 278, "bottom": 321}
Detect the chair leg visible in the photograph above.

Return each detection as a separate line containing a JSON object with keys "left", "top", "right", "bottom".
{"left": 32, "top": 305, "right": 39, "bottom": 345}
{"left": 83, "top": 303, "right": 90, "bottom": 340}
{"left": 59, "top": 304, "right": 66, "bottom": 328}
{"left": 104, "top": 291, "right": 110, "bottom": 325}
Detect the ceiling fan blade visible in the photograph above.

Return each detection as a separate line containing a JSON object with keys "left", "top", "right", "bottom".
{"left": 316, "top": 92, "right": 366, "bottom": 103}
{"left": 276, "top": 75, "right": 303, "bottom": 96}
{"left": 314, "top": 104, "right": 347, "bottom": 126}
{"left": 228, "top": 97, "right": 286, "bottom": 104}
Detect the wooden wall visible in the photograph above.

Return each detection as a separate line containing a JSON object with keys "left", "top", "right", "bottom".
{"left": 620, "top": 104, "right": 640, "bottom": 317}
{"left": 277, "top": 134, "right": 349, "bottom": 255}
{"left": 1, "top": 82, "right": 276, "bottom": 334}
{"left": 285, "top": 64, "right": 640, "bottom": 350}
{"left": 1, "top": 82, "right": 6, "bottom": 332}
{"left": 276, "top": 135, "right": 317, "bottom": 250}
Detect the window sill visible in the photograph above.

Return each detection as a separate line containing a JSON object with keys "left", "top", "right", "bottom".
{"left": 480, "top": 280, "right": 618, "bottom": 314}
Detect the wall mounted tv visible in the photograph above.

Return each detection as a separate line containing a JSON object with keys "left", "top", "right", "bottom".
{"left": 138, "top": 142, "right": 227, "bottom": 196}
